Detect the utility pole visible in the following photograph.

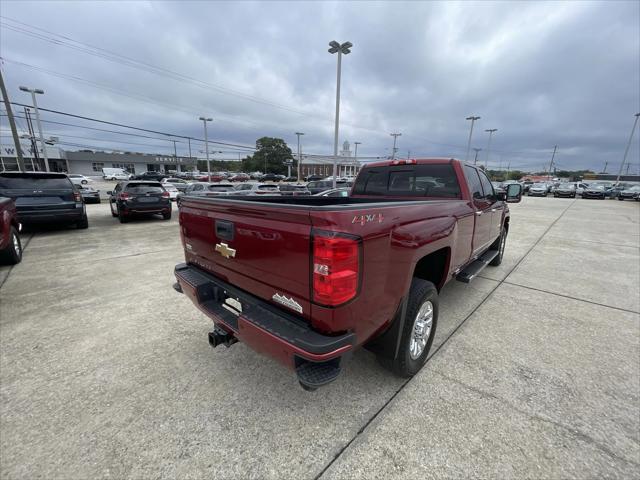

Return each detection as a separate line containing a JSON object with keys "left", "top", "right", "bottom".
{"left": 465, "top": 115, "right": 481, "bottom": 161}
{"left": 473, "top": 148, "right": 481, "bottom": 165}
{"left": 187, "top": 137, "right": 193, "bottom": 171}
{"left": 626, "top": 163, "right": 631, "bottom": 175}
{"left": 328, "top": 40, "right": 352, "bottom": 188}
{"left": 484, "top": 128, "right": 497, "bottom": 169}
{"left": 19, "top": 86, "right": 49, "bottom": 172}
{"left": 199, "top": 117, "right": 213, "bottom": 181}
{"left": 615, "top": 113, "right": 640, "bottom": 186}
{"left": 390, "top": 133, "right": 402, "bottom": 159}
{"left": 602, "top": 161, "right": 608, "bottom": 173}
{"left": 506, "top": 161, "right": 511, "bottom": 179}
{"left": 295, "top": 132, "right": 304, "bottom": 182}
{"left": 0, "top": 68, "right": 26, "bottom": 171}
{"left": 548, "top": 145, "right": 557, "bottom": 181}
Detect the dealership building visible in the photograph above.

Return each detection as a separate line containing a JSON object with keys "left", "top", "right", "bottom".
{"left": 0, "top": 143, "right": 198, "bottom": 175}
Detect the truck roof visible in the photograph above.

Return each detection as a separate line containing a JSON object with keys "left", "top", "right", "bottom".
{"left": 362, "top": 157, "right": 459, "bottom": 169}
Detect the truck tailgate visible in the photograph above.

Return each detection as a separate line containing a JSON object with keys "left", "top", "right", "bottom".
{"left": 179, "top": 198, "right": 313, "bottom": 319}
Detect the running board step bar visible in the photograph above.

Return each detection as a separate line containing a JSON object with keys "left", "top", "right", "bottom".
{"left": 456, "top": 250, "right": 499, "bottom": 283}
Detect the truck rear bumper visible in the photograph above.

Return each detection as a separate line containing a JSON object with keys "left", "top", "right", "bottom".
{"left": 174, "top": 263, "right": 355, "bottom": 386}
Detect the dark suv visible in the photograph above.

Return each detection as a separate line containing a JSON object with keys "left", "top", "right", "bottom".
{"left": 108, "top": 181, "right": 171, "bottom": 223}
{"left": 132, "top": 171, "right": 167, "bottom": 181}
{"left": 0, "top": 172, "right": 88, "bottom": 229}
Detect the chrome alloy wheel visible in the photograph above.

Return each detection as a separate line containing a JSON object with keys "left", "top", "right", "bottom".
{"left": 12, "top": 232, "right": 21, "bottom": 255}
{"left": 409, "top": 300, "right": 434, "bottom": 360}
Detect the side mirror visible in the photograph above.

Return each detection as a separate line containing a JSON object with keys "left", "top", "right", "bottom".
{"left": 106, "top": 191, "right": 113, "bottom": 195}
{"left": 506, "top": 184, "right": 522, "bottom": 203}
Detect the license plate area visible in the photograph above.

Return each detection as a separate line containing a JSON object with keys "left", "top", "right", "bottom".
{"left": 211, "top": 285, "right": 243, "bottom": 316}
{"left": 137, "top": 196, "right": 159, "bottom": 203}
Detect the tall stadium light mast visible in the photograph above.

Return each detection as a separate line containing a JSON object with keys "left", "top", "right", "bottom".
{"left": 390, "top": 133, "right": 402, "bottom": 159}
{"left": 199, "top": 117, "right": 213, "bottom": 181}
{"left": 615, "top": 113, "right": 640, "bottom": 185}
{"left": 20, "top": 86, "right": 49, "bottom": 171}
{"left": 465, "top": 115, "right": 481, "bottom": 161}
{"left": 484, "top": 128, "right": 497, "bottom": 169}
{"left": 328, "top": 40, "right": 352, "bottom": 188}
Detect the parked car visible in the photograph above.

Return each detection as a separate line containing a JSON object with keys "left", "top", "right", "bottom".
{"left": 183, "top": 183, "right": 236, "bottom": 197}
{"left": 77, "top": 184, "right": 101, "bottom": 204}
{"left": 132, "top": 171, "right": 168, "bottom": 182}
{"left": 0, "top": 196, "right": 22, "bottom": 264}
{"left": 306, "top": 180, "right": 352, "bottom": 195}
{"left": 0, "top": 172, "right": 88, "bottom": 229}
{"left": 278, "top": 184, "right": 311, "bottom": 196}
{"left": 314, "top": 187, "right": 350, "bottom": 197}
{"left": 574, "top": 182, "right": 589, "bottom": 195}
{"left": 163, "top": 183, "right": 180, "bottom": 201}
{"left": 305, "top": 174, "right": 325, "bottom": 182}
{"left": 102, "top": 168, "right": 132, "bottom": 181}
{"left": 68, "top": 174, "right": 92, "bottom": 185}
{"left": 491, "top": 182, "right": 506, "bottom": 194}
{"left": 161, "top": 178, "right": 189, "bottom": 192}
{"left": 617, "top": 185, "right": 640, "bottom": 201}
{"left": 173, "top": 158, "right": 523, "bottom": 390}
{"left": 581, "top": 184, "right": 606, "bottom": 199}
{"left": 528, "top": 183, "right": 548, "bottom": 197}
{"left": 108, "top": 181, "right": 171, "bottom": 223}
{"left": 198, "top": 173, "right": 225, "bottom": 182}
{"left": 229, "top": 173, "right": 250, "bottom": 182}
{"left": 553, "top": 184, "right": 576, "bottom": 198}
{"left": 282, "top": 176, "right": 299, "bottom": 182}
{"left": 522, "top": 181, "right": 534, "bottom": 193}
{"left": 260, "top": 173, "right": 280, "bottom": 182}
{"left": 232, "top": 183, "right": 281, "bottom": 196}
{"left": 249, "top": 172, "right": 263, "bottom": 180}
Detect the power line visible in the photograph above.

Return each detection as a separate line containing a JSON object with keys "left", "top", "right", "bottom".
{"left": 6, "top": 102, "right": 257, "bottom": 150}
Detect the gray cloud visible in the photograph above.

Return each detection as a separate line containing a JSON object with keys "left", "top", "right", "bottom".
{"left": 1, "top": 0, "right": 638, "bottom": 172}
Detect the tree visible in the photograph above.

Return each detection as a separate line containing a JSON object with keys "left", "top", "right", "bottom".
{"left": 242, "top": 137, "right": 293, "bottom": 174}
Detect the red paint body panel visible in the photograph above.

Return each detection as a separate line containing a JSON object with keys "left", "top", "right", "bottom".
{"left": 0, "top": 197, "right": 19, "bottom": 250}
{"left": 177, "top": 158, "right": 510, "bottom": 366}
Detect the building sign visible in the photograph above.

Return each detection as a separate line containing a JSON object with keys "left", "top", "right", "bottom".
{"left": 155, "top": 156, "right": 186, "bottom": 163}
{"left": 1, "top": 143, "right": 63, "bottom": 160}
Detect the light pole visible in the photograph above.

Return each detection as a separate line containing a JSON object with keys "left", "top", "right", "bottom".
{"left": 390, "top": 133, "right": 402, "bottom": 159}
{"left": 473, "top": 148, "right": 482, "bottom": 165}
{"left": 328, "top": 40, "right": 352, "bottom": 188}
{"left": 484, "top": 128, "right": 497, "bottom": 169}
{"left": 20, "top": 86, "right": 50, "bottom": 172}
{"left": 295, "top": 132, "right": 304, "bottom": 182}
{"left": 615, "top": 113, "right": 640, "bottom": 185}
{"left": 465, "top": 115, "right": 481, "bottom": 161}
{"left": 547, "top": 145, "right": 557, "bottom": 181}
{"left": 199, "top": 117, "right": 212, "bottom": 181}
{"left": 354, "top": 141, "right": 361, "bottom": 175}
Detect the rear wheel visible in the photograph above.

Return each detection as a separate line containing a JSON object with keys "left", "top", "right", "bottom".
{"left": 118, "top": 207, "right": 129, "bottom": 223}
{"left": 383, "top": 278, "right": 438, "bottom": 378}
{"left": 0, "top": 227, "right": 22, "bottom": 265}
{"left": 618, "top": 197, "right": 624, "bottom": 201}
{"left": 76, "top": 214, "right": 89, "bottom": 229}
{"left": 162, "top": 210, "right": 172, "bottom": 220}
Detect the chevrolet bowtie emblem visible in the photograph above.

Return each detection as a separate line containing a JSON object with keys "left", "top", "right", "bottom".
{"left": 215, "top": 242, "right": 236, "bottom": 259}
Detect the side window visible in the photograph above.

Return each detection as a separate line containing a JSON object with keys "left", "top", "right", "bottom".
{"left": 478, "top": 171, "right": 495, "bottom": 199}
{"left": 114, "top": 184, "right": 122, "bottom": 193}
{"left": 464, "top": 166, "right": 483, "bottom": 200}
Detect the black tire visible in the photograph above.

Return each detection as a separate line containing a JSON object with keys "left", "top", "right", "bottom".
{"left": 489, "top": 227, "right": 507, "bottom": 266}
{"left": 111, "top": 204, "right": 118, "bottom": 217}
{"left": 162, "top": 210, "right": 172, "bottom": 220}
{"left": 618, "top": 197, "right": 624, "bottom": 201}
{"left": 386, "top": 278, "right": 438, "bottom": 378}
{"left": 118, "top": 207, "right": 129, "bottom": 223}
{"left": 81, "top": 180, "right": 88, "bottom": 185}
{"left": 95, "top": 198, "right": 101, "bottom": 204}
{"left": 0, "top": 226, "right": 22, "bottom": 265}
{"left": 76, "top": 214, "right": 89, "bottom": 229}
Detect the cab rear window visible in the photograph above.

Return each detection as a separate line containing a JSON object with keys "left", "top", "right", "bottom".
{"left": 353, "top": 164, "right": 461, "bottom": 198}
{"left": 125, "top": 183, "right": 163, "bottom": 193}
{"left": 0, "top": 175, "right": 72, "bottom": 190}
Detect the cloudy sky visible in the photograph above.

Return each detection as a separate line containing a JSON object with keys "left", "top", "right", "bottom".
{"left": 1, "top": 0, "right": 639, "bottom": 172}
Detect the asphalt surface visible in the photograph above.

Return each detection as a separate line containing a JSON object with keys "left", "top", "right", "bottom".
{"left": 1, "top": 196, "right": 638, "bottom": 479}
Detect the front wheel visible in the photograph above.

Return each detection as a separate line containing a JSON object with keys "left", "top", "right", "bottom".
{"left": 489, "top": 227, "right": 507, "bottom": 266}
{"left": 385, "top": 278, "right": 438, "bottom": 378}
{"left": 0, "top": 226, "right": 22, "bottom": 265}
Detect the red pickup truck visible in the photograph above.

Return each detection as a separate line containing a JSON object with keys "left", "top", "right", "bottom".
{"left": 174, "top": 159, "right": 522, "bottom": 390}
{"left": 0, "top": 196, "right": 22, "bottom": 265}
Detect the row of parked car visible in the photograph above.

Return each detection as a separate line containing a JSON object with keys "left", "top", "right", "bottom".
{"left": 525, "top": 181, "right": 640, "bottom": 200}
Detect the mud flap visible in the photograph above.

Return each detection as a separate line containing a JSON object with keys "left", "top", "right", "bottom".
{"left": 363, "top": 296, "right": 408, "bottom": 361}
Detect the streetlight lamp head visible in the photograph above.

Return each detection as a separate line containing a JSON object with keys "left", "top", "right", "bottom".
{"left": 466, "top": 115, "right": 481, "bottom": 121}
{"left": 342, "top": 41, "right": 353, "bottom": 49}
{"left": 34, "top": 89, "right": 44, "bottom": 94}
{"left": 19, "top": 86, "right": 29, "bottom": 92}
{"left": 329, "top": 40, "right": 340, "bottom": 49}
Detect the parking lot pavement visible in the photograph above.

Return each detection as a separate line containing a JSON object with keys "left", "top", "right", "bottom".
{"left": 1, "top": 197, "right": 638, "bottom": 479}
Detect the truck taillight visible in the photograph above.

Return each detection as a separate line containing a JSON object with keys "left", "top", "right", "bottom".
{"left": 312, "top": 231, "right": 361, "bottom": 306}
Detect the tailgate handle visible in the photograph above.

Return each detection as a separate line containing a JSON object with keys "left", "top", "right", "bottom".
{"left": 215, "top": 220, "right": 234, "bottom": 241}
